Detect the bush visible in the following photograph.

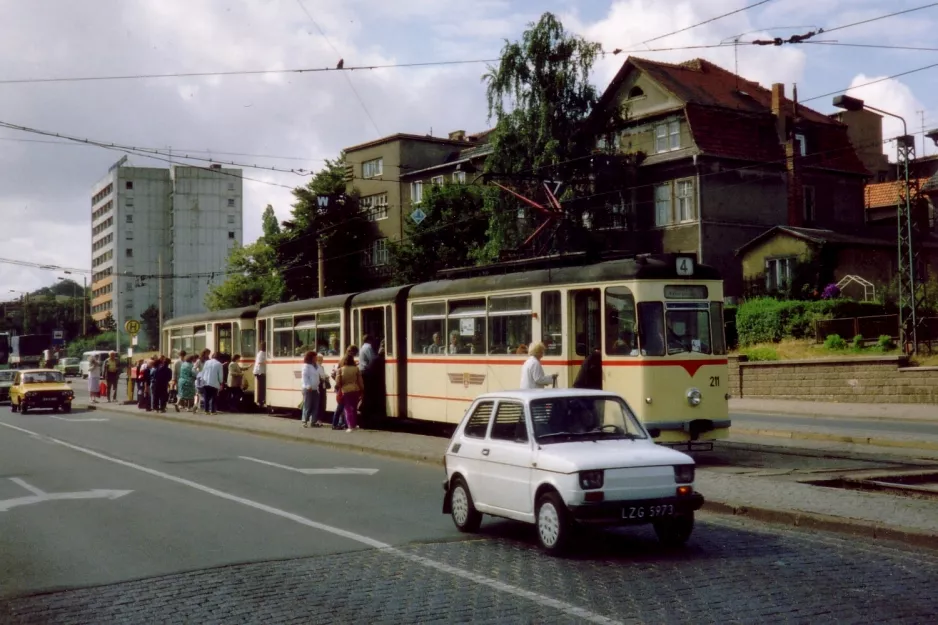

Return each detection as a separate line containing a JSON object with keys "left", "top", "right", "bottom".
{"left": 851, "top": 335, "right": 864, "bottom": 351}
{"left": 744, "top": 346, "right": 779, "bottom": 361}
{"left": 736, "top": 297, "right": 888, "bottom": 346}
{"left": 877, "top": 335, "right": 896, "bottom": 351}
{"left": 824, "top": 334, "right": 847, "bottom": 350}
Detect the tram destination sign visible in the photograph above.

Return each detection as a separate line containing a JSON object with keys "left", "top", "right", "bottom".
{"left": 664, "top": 285, "right": 709, "bottom": 300}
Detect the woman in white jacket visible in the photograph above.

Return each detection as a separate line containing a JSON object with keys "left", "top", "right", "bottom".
{"left": 520, "top": 342, "right": 557, "bottom": 390}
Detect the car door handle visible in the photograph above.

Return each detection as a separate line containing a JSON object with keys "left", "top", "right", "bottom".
{"left": 481, "top": 449, "right": 490, "bottom": 456}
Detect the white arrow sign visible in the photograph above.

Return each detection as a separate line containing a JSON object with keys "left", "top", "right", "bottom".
{"left": 0, "top": 478, "right": 132, "bottom": 512}
{"left": 239, "top": 456, "right": 379, "bottom": 475}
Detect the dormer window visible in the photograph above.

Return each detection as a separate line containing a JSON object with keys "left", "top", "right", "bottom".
{"left": 795, "top": 133, "right": 806, "bottom": 156}
{"left": 627, "top": 86, "right": 645, "bottom": 99}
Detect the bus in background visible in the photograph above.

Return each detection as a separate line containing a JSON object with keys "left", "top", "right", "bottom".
{"left": 11, "top": 334, "right": 51, "bottom": 369}
{"left": 0, "top": 333, "right": 9, "bottom": 370}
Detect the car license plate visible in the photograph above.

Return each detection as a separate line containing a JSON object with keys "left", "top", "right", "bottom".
{"left": 622, "top": 503, "right": 674, "bottom": 520}
{"left": 42, "top": 397, "right": 58, "bottom": 403}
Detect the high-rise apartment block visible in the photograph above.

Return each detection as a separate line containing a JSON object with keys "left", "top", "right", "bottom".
{"left": 89, "top": 156, "right": 243, "bottom": 332}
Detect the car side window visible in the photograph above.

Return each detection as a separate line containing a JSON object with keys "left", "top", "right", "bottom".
{"left": 463, "top": 401, "right": 494, "bottom": 439}
{"left": 490, "top": 401, "right": 528, "bottom": 443}
{"left": 13, "top": 373, "right": 20, "bottom": 385}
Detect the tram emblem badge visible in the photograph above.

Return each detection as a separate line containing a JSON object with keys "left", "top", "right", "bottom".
{"left": 448, "top": 373, "right": 486, "bottom": 389}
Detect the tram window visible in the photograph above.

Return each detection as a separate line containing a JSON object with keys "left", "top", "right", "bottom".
{"left": 273, "top": 317, "right": 294, "bottom": 357}
{"left": 447, "top": 298, "right": 485, "bottom": 355}
{"left": 217, "top": 324, "right": 233, "bottom": 356}
{"left": 710, "top": 302, "right": 727, "bottom": 355}
{"left": 572, "top": 289, "right": 601, "bottom": 357}
{"left": 605, "top": 287, "right": 638, "bottom": 356}
{"left": 293, "top": 315, "right": 317, "bottom": 356}
{"left": 240, "top": 329, "right": 257, "bottom": 358}
{"left": 412, "top": 302, "right": 445, "bottom": 354}
{"left": 487, "top": 294, "right": 532, "bottom": 355}
{"left": 637, "top": 302, "right": 665, "bottom": 357}
{"left": 317, "top": 311, "right": 341, "bottom": 356}
{"left": 360, "top": 307, "right": 385, "bottom": 354}
{"left": 665, "top": 306, "right": 712, "bottom": 355}
{"left": 541, "top": 291, "right": 563, "bottom": 355}
{"left": 385, "top": 306, "right": 393, "bottom": 356}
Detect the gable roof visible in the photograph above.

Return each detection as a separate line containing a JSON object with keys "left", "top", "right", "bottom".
{"left": 865, "top": 178, "right": 932, "bottom": 209}
{"left": 735, "top": 226, "right": 911, "bottom": 256}
{"left": 597, "top": 57, "right": 868, "bottom": 176}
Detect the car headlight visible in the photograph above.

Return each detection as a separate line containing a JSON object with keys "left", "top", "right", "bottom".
{"left": 579, "top": 470, "right": 604, "bottom": 490}
{"left": 686, "top": 388, "right": 702, "bottom": 406}
{"left": 674, "top": 464, "right": 695, "bottom": 484}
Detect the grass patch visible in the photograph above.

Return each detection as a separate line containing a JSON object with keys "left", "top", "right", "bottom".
{"left": 735, "top": 338, "right": 938, "bottom": 366}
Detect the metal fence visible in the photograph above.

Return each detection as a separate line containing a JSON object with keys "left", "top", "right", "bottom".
{"left": 814, "top": 315, "right": 899, "bottom": 344}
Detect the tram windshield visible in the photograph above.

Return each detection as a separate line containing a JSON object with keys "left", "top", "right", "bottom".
{"left": 637, "top": 301, "right": 725, "bottom": 356}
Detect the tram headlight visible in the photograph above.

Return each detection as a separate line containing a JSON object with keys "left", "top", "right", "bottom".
{"left": 686, "top": 388, "right": 702, "bottom": 407}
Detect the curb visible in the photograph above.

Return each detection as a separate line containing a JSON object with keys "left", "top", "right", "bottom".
{"left": 733, "top": 426, "right": 938, "bottom": 452}
{"left": 701, "top": 500, "right": 938, "bottom": 551}
{"left": 731, "top": 405, "right": 938, "bottom": 423}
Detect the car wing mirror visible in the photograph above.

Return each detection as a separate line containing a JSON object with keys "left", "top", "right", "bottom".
{"left": 646, "top": 427, "right": 661, "bottom": 439}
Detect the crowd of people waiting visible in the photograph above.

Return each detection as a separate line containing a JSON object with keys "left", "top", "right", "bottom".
{"left": 129, "top": 349, "right": 250, "bottom": 415}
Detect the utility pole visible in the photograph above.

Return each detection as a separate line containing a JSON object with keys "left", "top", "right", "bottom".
{"left": 317, "top": 240, "right": 325, "bottom": 298}
{"left": 158, "top": 254, "right": 164, "bottom": 354}
{"left": 919, "top": 111, "right": 927, "bottom": 156}
{"left": 82, "top": 276, "right": 87, "bottom": 336}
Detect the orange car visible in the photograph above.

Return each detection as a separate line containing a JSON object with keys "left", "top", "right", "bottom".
{"left": 9, "top": 368, "right": 75, "bottom": 414}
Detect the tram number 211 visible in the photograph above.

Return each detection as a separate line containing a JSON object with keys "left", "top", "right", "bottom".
{"left": 709, "top": 376, "right": 720, "bottom": 387}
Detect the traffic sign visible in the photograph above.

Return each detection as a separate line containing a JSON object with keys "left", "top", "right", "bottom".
{"left": 410, "top": 207, "right": 427, "bottom": 225}
{"left": 124, "top": 319, "right": 141, "bottom": 336}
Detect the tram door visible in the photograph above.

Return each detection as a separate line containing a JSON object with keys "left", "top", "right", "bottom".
{"left": 216, "top": 323, "right": 233, "bottom": 357}
{"left": 568, "top": 289, "right": 601, "bottom": 386}
{"left": 358, "top": 306, "right": 394, "bottom": 417}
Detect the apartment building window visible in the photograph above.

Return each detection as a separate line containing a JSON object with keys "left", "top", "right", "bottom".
{"left": 361, "top": 193, "right": 389, "bottom": 221}
{"left": 228, "top": 182, "right": 235, "bottom": 191}
{"left": 126, "top": 214, "right": 133, "bottom": 223}
{"left": 452, "top": 171, "right": 466, "bottom": 184}
{"left": 676, "top": 179, "right": 695, "bottom": 222}
{"left": 655, "top": 120, "right": 680, "bottom": 153}
{"left": 227, "top": 198, "right": 235, "bottom": 207}
{"left": 227, "top": 214, "right": 235, "bottom": 224}
{"left": 431, "top": 175, "right": 444, "bottom": 187}
{"left": 803, "top": 186, "right": 816, "bottom": 223}
{"left": 228, "top": 231, "right": 235, "bottom": 239}
{"left": 362, "top": 158, "right": 383, "bottom": 179}
{"left": 125, "top": 181, "right": 133, "bottom": 190}
{"left": 126, "top": 229, "right": 133, "bottom": 240}
{"left": 126, "top": 248, "right": 133, "bottom": 258}
{"left": 411, "top": 181, "right": 424, "bottom": 204}
{"left": 655, "top": 182, "right": 672, "bottom": 226}
{"left": 126, "top": 198, "right": 134, "bottom": 207}
{"left": 364, "top": 238, "right": 389, "bottom": 267}
{"left": 795, "top": 133, "right": 806, "bottom": 157}
{"left": 765, "top": 257, "right": 795, "bottom": 292}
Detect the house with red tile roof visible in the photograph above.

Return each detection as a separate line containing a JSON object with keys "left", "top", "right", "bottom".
{"left": 587, "top": 57, "right": 870, "bottom": 296}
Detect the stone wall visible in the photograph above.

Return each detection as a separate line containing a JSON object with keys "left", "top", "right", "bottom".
{"left": 727, "top": 355, "right": 938, "bottom": 404}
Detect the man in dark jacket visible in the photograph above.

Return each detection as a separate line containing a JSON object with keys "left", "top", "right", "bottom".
{"left": 151, "top": 357, "right": 173, "bottom": 413}
{"left": 573, "top": 348, "right": 603, "bottom": 390}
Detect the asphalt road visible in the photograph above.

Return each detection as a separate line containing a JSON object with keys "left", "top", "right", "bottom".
{"left": 1, "top": 401, "right": 938, "bottom": 623}
{"left": 732, "top": 412, "right": 938, "bottom": 437}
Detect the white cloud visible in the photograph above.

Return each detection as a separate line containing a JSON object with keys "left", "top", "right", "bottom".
{"left": 845, "top": 74, "right": 933, "bottom": 156}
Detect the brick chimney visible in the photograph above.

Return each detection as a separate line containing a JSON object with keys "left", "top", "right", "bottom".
{"left": 772, "top": 83, "right": 803, "bottom": 227}
{"left": 448, "top": 130, "right": 466, "bottom": 141}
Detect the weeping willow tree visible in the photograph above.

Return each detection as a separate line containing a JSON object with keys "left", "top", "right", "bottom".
{"left": 476, "top": 12, "right": 603, "bottom": 262}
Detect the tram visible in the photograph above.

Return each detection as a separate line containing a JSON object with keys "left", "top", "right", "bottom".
{"left": 247, "top": 254, "right": 730, "bottom": 448}
{"left": 161, "top": 305, "right": 260, "bottom": 394}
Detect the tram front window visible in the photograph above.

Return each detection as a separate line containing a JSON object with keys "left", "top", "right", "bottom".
{"left": 665, "top": 306, "right": 712, "bottom": 355}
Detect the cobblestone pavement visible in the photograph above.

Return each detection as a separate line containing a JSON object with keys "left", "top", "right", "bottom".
{"left": 3, "top": 515, "right": 937, "bottom": 625}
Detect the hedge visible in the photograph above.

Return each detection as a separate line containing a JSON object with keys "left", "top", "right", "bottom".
{"left": 736, "top": 298, "right": 889, "bottom": 346}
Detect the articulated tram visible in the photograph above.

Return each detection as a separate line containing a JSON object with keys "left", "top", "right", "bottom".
{"left": 163, "top": 254, "right": 730, "bottom": 448}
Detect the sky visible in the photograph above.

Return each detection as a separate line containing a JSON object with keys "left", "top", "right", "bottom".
{"left": 1, "top": 0, "right": 937, "bottom": 296}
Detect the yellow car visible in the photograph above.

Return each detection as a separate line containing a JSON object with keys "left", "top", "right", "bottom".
{"left": 9, "top": 369, "right": 75, "bottom": 414}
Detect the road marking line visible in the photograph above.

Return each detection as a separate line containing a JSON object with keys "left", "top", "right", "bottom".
{"left": 0, "top": 420, "right": 619, "bottom": 625}
{"left": 239, "top": 456, "right": 379, "bottom": 475}
{"left": 10, "top": 477, "right": 46, "bottom": 496}
{"left": 50, "top": 416, "right": 110, "bottom": 422}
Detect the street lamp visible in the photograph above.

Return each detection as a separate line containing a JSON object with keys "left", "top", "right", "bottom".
{"left": 833, "top": 94, "right": 919, "bottom": 353}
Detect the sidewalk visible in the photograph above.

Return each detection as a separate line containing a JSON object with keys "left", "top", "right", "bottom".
{"left": 731, "top": 398, "right": 938, "bottom": 421}
{"left": 93, "top": 401, "right": 938, "bottom": 550}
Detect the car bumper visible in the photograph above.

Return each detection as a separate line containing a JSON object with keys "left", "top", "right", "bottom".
{"left": 567, "top": 493, "right": 704, "bottom": 525}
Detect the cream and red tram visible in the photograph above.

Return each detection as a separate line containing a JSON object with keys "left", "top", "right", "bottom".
{"left": 161, "top": 305, "right": 260, "bottom": 393}
{"left": 256, "top": 294, "right": 353, "bottom": 415}
{"left": 404, "top": 254, "right": 729, "bottom": 448}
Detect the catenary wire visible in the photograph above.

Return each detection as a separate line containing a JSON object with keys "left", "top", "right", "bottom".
{"left": 630, "top": 0, "right": 774, "bottom": 47}
{"left": 821, "top": 3, "right": 938, "bottom": 34}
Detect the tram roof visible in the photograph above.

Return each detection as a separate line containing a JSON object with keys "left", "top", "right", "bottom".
{"left": 163, "top": 305, "right": 259, "bottom": 328}
{"left": 350, "top": 285, "right": 413, "bottom": 307}
{"left": 258, "top": 293, "right": 355, "bottom": 317}
{"left": 410, "top": 256, "right": 721, "bottom": 299}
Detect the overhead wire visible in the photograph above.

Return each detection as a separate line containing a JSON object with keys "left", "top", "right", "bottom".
{"left": 800, "top": 60, "right": 938, "bottom": 103}
{"left": 630, "top": 0, "right": 774, "bottom": 47}
{"left": 821, "top": 3, "right": 938, "bottom": 34}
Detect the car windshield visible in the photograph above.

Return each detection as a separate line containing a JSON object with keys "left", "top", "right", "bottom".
{"left": 0, "top": 371, "right": 14, "bottom": 382}
{"left": 23, "top": 371, "right": 65, "bottom": 384}
{"left": 62, "top": 358, "right": 80, "bottom": 365}
{"left": 529, "top": 396, "right": 648, "bottom": 443}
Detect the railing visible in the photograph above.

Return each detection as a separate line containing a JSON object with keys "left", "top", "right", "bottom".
{"left": 814, "top": 315, "right": 899, "bottom": 343}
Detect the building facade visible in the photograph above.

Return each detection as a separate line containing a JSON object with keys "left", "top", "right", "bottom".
{"left": 90, "top": 157, "right": 242, "bottom": 333}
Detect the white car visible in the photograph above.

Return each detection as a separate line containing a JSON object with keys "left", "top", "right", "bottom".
{"left": 442, "top": 389, "right": 704, "bottom": 555}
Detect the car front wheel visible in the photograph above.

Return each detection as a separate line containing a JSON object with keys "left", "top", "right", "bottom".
{"left": 536, "top": 491, "right": 572, "bottom": 556}
{"left": 653, "top": 513, "right": 695, "bottom": 547}
{"left": 449, "top": 477, "right": 482, "bottom": 533}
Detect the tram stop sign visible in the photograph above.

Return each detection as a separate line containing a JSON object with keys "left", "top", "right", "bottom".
{"left": 124, "top": 319, "right": 141, "bottom": 336}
